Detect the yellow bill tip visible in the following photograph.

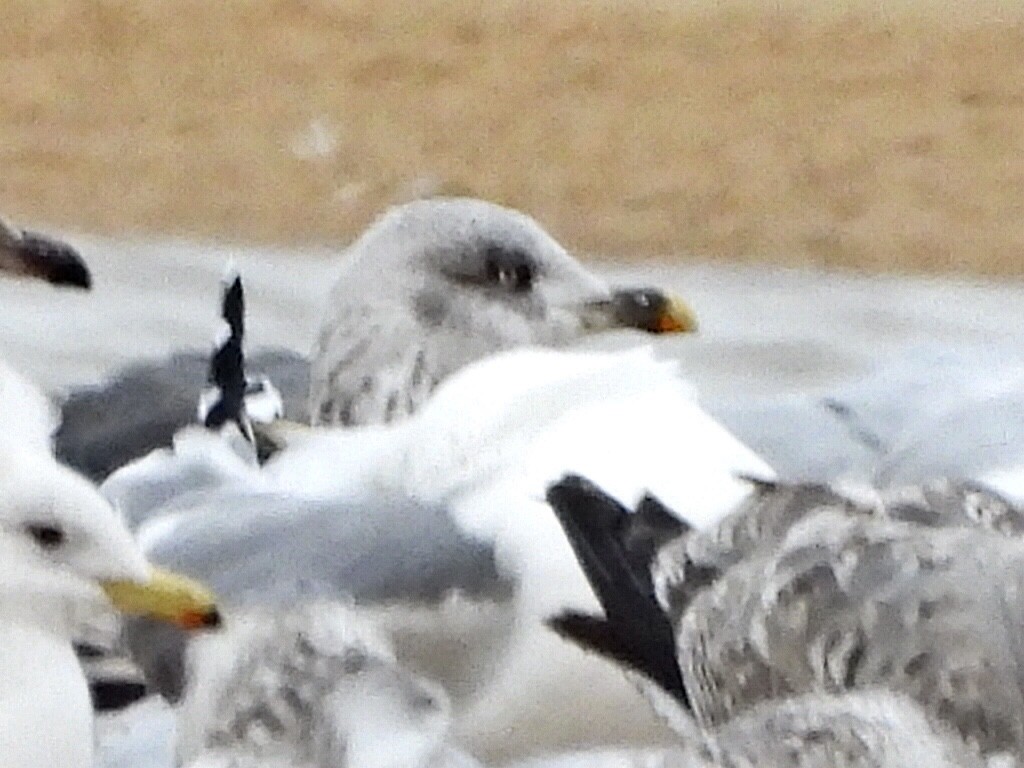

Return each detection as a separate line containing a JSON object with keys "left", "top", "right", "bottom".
{"left": 102, "top": 566, "right": 221, "bottom": 631}
{"left": 655, "top": 293, "right": 699, "bottom": 334}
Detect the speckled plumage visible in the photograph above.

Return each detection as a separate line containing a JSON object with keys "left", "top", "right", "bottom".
{"left": 547, "top": 475, "right": 1024, "bottom": 764}
{"left": 309, "top": 198, "right": 611, "bottom": 426}
{"left": 673, "top": 511, "right": 1024, "bottom": 758}
{"left": 179, "top": 602, "right": 477, "bottom": 768}
{"left": 653, "top": 478, "right": 1024, "bottom": 619}
{"left": 660, "top": 690, "right": 985, "bottom": 768}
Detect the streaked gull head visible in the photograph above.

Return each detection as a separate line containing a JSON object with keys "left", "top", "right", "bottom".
{"left": 310, "top": 197, "right": 696, "bottom": 425}
{"left": 178, "top": 602, "right": 468, "bottom": 768}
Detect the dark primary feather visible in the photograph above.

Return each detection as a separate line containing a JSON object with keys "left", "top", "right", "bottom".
{"left": 545, "top": 474, "right": 688, "bottom": 706}
{"left": 202, "top": 274, "right": 249, "bottom": 436}
{"left": 627, "top": 494, "right": 691, "bottom": 565}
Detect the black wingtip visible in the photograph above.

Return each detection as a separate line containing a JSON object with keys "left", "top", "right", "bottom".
{"left": 202, "top": 270, "right": 250, "bottom": 437}
{"left": 546, "top": 473, "right": 626, "bottom": 528}
{"left": 547, "top": 611, "right": 688, "bottom": 704}
{"left": 546, "top": 476, "right": 687, "bottom": 581}
{"left": 89, "top": 679, "right": 149, "bottom": 711}
{"left": 220, "top": 272, "right": 244, "bottom": 339}
{"left": 17, "top": 231, "right": 92, "bottom": 290}
{"left": 628, "top": 494, "right": 689, "bottom": 561}
{"left": 545, "top": 474, "right": 690, "bottom": 709}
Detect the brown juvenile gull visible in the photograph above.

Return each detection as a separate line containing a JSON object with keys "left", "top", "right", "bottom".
{"left": 56, "top": 197, "right": 696, "bottom": 481}
{"left": 544, "top": 475, "right": 1024, "bottom": 764}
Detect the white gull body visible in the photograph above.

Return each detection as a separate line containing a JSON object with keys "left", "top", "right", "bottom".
{"left": 115, "top": 344, "right": 773, "bottom": 760}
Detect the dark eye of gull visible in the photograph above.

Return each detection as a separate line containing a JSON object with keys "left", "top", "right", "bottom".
{"left": 26, "top": 523, "right": 66, "bottom": 550}
{"left": 483, "top": 245, "right": 534, "bottom": 292}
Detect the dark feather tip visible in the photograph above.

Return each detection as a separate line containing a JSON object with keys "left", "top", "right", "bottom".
{"left": 18, "top": 232, "right": 92, "bottom": 290}
{"left": 545, "top": 474, "right": 690, "bottom": 709}
{"left": 203, "top": 271, "right": 249, "bottom": 435}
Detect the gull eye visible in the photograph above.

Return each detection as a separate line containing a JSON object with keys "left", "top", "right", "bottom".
{"left": 483, "top": 245, "right": 533, "bottom": 292}
{"left": 513, "top": 262, "right": 533, "bottom": 290}
{"left": 26, "top": 523, "right": 66, "bottom": 550}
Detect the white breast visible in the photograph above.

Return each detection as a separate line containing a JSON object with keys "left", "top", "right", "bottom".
{"left": 0, "top": 619, "right": 94, "bottom": 768}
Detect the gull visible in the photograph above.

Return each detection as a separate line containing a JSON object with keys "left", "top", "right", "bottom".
{"left": 110, "top": 342, "right": 770, "bottom": 760}
{"left": 545, "top": 474, "right": 1024, "bottom": 763}
{"left": 169, "top": 604, "right": 986, "bottom": 768}
{"left": 0, "top": 216, "right": 221, "bottom": 767}
{"left": 56, "top": 197, "right": 698, "bottom": 481}
{"left": 0, "top": 419, "right": 221, "bottom": 768}
{"left": 94, "top": 217, "right": 771, "bottom": 760}
{"left": 177, "top": 602, "right": 480, "bottom": 768}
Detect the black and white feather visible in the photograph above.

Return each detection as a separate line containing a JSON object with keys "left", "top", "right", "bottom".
{"left": 197, "top": 268, "right": 283, "bottom": 443}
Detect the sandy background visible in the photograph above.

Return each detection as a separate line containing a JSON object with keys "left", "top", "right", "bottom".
{"left": 4, "top": 1, "right": 1024, "bottom": 274}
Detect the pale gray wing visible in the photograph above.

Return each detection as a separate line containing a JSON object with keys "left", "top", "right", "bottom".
{"left": 712, "top": 345, "right": 1024, "bottom": 485}
{"left": 100, "top": 427, "right": 262, "bottom": 531}
{"left": 55, "top": 348, "right": 309, "bottom": 481}
{"left": 877, "top": 394, "right": 1024, "bottom": 485}
{"left": 145, "top": 491, "right": 508, "bottom": 604}
{"left": 708, "top": 396, "right": 878, "bottom": 482}
{"left": 823, "top": 345, "right": 1024, "bottom": 484}
{"left": 125, "top": 489, "right": 512, "bottom": 702}
{"left": 678, "top": 513, "right": 1024, "bottom": 757}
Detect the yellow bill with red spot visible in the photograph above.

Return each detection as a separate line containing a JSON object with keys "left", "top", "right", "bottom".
{"left": 102, "top": 566, "right": 221, "bottom": 630}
